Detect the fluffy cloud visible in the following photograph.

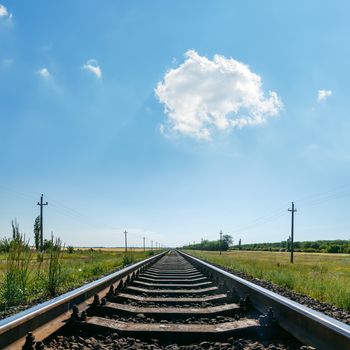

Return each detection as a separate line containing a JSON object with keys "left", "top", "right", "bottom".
{"left": 37, "top": 67, "right": 51, "bottom": 79}
{"left": 155, "top": 50, "right": 282, "bottom": 139}
{"left": 0, "top": 4, "right": 12, "bottom": 19}
{"left": 318, "top": 89, "right": 332, "bottom": 102}
{"left": 82, "top": 59, "right": 102, "bottom": 78}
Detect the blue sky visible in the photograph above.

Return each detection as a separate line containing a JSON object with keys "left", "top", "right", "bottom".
{"left": 1, "top": 1, "right": 350, "bottom": 247}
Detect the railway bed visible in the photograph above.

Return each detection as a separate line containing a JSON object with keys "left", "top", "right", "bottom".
{"left": 1, "top": 250, "right": 349, "bottom": 350}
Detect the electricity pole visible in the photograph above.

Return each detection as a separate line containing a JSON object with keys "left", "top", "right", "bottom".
{"left": 219, "top": 230, "right": 223, "bottom": 255}
{"left": 37, "top": 194, "right": 48, "bottom": 252}
{"left": 124, "top": 230, "right": 128, "bottom": 253}
{"left": 143, "top": 237, "right": 145, "bottom": 251}
{"left": 288, "top": 202, "right": 297, "bottom": 263}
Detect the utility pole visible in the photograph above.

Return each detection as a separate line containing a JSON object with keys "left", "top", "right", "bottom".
{"left": 288, "top": 202, "right": 297, "bottom": 263}
{"left": 124, "top": 230, "right": 128, "bottom": 253}
{"left": 143, "top": 237, "right": 145, "bottom": 251}
{"left": 219, "top": 230, "right": 223, "bottom": 255}
{"left": 37, "top": 194, "right": 48, "bottom": 252}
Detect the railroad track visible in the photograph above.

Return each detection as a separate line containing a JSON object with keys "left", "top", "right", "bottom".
{"left": 1, "top": 250, "right": 349, "bottom": 349}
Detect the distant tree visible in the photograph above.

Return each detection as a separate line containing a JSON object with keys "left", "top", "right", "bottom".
{"left": 43, "top": 239, "right": 54, "bottom": 251}
{"left": 327, "top": 245, "right": 341, "bottom": 254}
{"left": 223, "top": 234, "right": 233, "bottom": 247}
{"left": 238, "top": 238, "right": 242, "bottom": 250}
{"left": 34, "top": 216, "right": 41, "bottom": 251}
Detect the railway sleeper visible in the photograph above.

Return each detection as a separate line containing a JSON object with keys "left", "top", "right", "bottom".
{"left": 123, "top": 285, "right": 220, "bottom": 296}
{"left": 79, "top": 316, "right": 282, "bottom": 344}
{"left": 88, "top": 301, "right": 242, "bottom": 319}
{"left": 131, "top": 280, "right": 213, "bottom": 289}
{"left": 138, "top": 275, "right": 207, "bottom": 283}
{"left": 110, "top": 292, "right": 230, "bottom": 306}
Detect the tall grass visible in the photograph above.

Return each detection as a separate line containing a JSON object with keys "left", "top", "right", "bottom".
{"left": 1, "top": 235, "right": 32, "bottom": 306}
{"left": 186, "top": 250, "right": 350, "bottom": 311}
{"left": 0, "top": 246, "right": 151, "bottom": 312}
{"left": 122, "top": 253, "right": 135, "bottom": 267}
{"left": 45, "top": 236, "right": 63, "bottom": 296}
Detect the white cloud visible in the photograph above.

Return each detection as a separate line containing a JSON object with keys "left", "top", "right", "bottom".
{"left": 155, "top": 50, "right": 282, "bottom": 139}
{"left": 82, "top": 59, "right": 102, "bottom": 79}
{"left": 0, "top": 4, "right": 8, "bottom": 17}
{"left": 318, "top": 89, "right": 332, "bottom": 102}
{"left": 0, "top": 4, "right": 12, "bottom": 19}
{"left": 37, "top": 67, "right": 51, "bottom": 79}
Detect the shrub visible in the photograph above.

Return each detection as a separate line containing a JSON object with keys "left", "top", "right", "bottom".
{"left": 122, "top": 254, "right": 134, "bottom": 267}
{"left": 43, "top": 239, "right": 54, "bottom": 251}
{"left": 67, "top": 246, "right": 74, "bottom": 254}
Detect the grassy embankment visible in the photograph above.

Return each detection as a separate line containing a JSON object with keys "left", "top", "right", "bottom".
{"left": 185, "top": 250, "right": 350, "bottom": 311}
{"left": 0, "top": 248, "right": 153, "bottom": 312}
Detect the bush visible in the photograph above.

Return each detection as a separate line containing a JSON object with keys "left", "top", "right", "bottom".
{"left": 43, "top": 239, "right": 54, "bottom": 251}
{"left": 327, "top": 245, "right": 341, "bottom": 254}
{"left": 304, "top": 248, "right": 317, "bottom": 253}
{"left": 122, "top": 254, "right": 134, "bottom": 267}
{"left": 67, "top": 246, "right": 74, "bottom": 254}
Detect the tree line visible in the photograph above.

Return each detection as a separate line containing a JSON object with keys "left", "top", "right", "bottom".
{"left": 182, "top": 235, "right": 233, "bottom": 251}
{"left": 233, "top": 239, "right": 350, "bottom": 254}
{"left": 181, "top": 235, "right": 349, "bottom": 254}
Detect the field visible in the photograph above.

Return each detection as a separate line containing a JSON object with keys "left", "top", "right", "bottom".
{"left": 186, "top": 250, "right": 350, "bottom": 311}
{"left": 0, "top": 248, "right": 153, "bottom": 313}
{"left": 74, "top": 247, "right": 153, "bottom": 252}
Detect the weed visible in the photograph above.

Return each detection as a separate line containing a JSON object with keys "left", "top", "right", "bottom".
{"left": 0, "top": 244, "right": 150, "bottom": 311}
{"left": 186, "top": 250, "right": 350, "bottom": 311}
{"left": 1, "top": 234, "right": 32, "bottom": 306}
{"left": 122, "top": 254, "right": 134, "bottom": 267}
{"left": 45, "top": 235, "right": 63, "bottom": 296}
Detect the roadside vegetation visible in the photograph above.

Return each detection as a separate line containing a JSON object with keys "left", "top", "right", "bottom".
{"left": 0, "top": 222, "right": 154, "bottom": 314}
{"left": 185, "top": 250, "right": 350, "bottom": 311}
{"left": 233, "top": 239, "right": 350, "bottom": 253}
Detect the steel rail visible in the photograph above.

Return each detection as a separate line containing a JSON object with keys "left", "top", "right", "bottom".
{"left": 179, "top": 250, "right": 350, "bottom": 350}
{"left": 0, "top": 251, "right": 167, "bottom": 349}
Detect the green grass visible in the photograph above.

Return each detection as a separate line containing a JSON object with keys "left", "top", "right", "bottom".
{"left": 0, "top": 249, "right": 153, "bottom": 311}
{"left": 185, "top": 250, "right": 350, "bottom": 311}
